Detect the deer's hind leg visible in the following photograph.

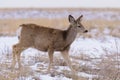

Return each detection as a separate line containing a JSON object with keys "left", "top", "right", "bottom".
{"left": 11, "top": 43, "right": 26, "bottom": 70}
{"left": 11, "top": 44, "right": 17, "bottom": 69}
{"left": 47, "top": 47, "right": 54, "bottom": 72}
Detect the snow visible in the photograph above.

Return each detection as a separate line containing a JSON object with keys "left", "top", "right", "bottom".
{"left": 0, "top": 36, "right": 18, "bottom": 55}
{"left": 78, "top": 72, "right": 97, "bottom": 79}
{"left": 0, "top": 36, "right": 120, "bottom": 80}
{"left": 38, "top": 75, "right": 72, "bottom": 80}
{"left": 0, "top": 36, "right": 119, "bottom": 58}
{"left": 70, "top": 36, "right": 120, "bottom": 58}
{"left": 0, "top": 8, "right": 120, "bottom": 80}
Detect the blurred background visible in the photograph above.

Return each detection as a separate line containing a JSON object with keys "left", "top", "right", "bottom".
{"left": 0, "top": 0, "right": 120, "bottom": 37}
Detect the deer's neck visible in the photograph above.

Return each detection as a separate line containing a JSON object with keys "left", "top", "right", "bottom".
{"left": 65, "top": 25, "right": 77, "bottom": 46}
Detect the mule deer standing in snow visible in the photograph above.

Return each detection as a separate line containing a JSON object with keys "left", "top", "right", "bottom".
{"left": 11, "top": 15, "right": 88, "bottom": 74}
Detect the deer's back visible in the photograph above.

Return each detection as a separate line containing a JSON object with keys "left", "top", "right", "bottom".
{"left": 19, "top": 24, "right": 67, "bottom": 51}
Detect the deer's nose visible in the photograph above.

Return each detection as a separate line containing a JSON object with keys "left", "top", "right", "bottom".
{"left": 84, "top": 30, "right": 88, "bottom": 33}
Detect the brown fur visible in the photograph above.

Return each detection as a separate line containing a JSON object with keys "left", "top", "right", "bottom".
{"left": 11, "top": 15, "right": 88, "bottom": 76}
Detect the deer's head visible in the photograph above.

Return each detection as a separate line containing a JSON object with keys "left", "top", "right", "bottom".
{"left": 68, "top": 15, "right": 88, "bottom": 33}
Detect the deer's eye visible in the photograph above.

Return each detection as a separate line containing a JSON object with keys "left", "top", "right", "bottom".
{"left": 78, "top": 26, "right": 81, "bottom": 28}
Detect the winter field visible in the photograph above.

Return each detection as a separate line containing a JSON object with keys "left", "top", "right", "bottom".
{"left": 0, "top": 8, "right": 120, "bottom": 80}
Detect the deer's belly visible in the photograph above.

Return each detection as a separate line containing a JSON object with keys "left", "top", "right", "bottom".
{"left": 34, "top": 35, "right": 66, "bottom": 51}
{"left": 34, "top": 38, "right": 50, "bottom": 51}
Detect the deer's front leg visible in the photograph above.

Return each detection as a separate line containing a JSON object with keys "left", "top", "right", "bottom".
{"left": 61, "top": 50, "right": 76, "bottom": 74}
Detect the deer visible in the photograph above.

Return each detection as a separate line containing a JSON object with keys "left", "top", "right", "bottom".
{"left": 11, "top": 15, "right": 88, "bottom": 75}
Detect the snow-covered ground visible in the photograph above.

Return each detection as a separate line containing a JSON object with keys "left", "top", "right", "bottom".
{"left": 0, "top": 9, "right": 120, "bottom": 80}
{"left": 71, "top": 36, "right": 120, "bottom": 58}
{"left": 0, "top": 35, "right": 119, "bottom": 58}
{"left": 0, "top": 35, "right": 120, "bottom": 80}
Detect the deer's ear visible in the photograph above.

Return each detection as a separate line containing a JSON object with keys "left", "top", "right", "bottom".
{"left": 68, "top": 15, "right": 75, "bottom": 23}
{"left": 77, "top": 15, "right": 83, "bottom": 22}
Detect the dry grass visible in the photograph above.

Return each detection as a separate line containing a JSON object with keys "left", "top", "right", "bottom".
{"left": 0, "top": 45, "right": 119, "bottom": 80}
{"left": 95, "top": 53, "right": 120, "bottom": 80}
{"left": 0, "top": 8, "right": 120, "bottom": 80}
{"left": 0, "top": 18, "right": 68, "bottom": 36}
{"left": 0, "top": 8, "right": 120, "bottom": 37}
{"left": 0, "top": 18, "right": 120, "bottom": 37}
